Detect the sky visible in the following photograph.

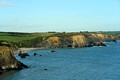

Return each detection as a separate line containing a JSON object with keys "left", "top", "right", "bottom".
{"left": 0, "top": 0, "right": 120, "bottom": 32}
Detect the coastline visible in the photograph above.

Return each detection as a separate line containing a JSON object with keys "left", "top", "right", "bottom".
{"left": 14, "top": 48, "right": 44, "bottom": 54}
{"left": 14, "top": 40, "right": 119, "bottom": 54}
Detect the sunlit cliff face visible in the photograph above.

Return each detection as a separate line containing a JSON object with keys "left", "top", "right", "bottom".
{"left": 0, "top": 46, "right": 17, "bottom": 69}
{"left": 72, "top": 35, "right": 89, "bottom": 47}
{"left": 45, "top": 33, "right": 115, "bottom": 48}
{"left": 0, "top": 42, "right": 28, "bottom": 71}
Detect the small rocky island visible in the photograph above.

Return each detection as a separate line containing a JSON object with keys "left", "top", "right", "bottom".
{"left": 0, "top": 42, "right": 28, "bottom": 73}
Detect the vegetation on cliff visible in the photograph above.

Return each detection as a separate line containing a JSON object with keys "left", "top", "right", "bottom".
{"left": 0, "top": 31, "right": 119, "bottom": 49}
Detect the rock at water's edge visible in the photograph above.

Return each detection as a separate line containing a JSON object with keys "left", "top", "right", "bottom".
{"left": 0, "top": 46, "right": 28, "bottom": 72}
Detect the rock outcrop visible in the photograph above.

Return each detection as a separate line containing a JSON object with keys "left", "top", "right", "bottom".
{"left": 72, "top": 35, "right": 90, "bottom": 47}
{"left": 18, "top": 50, "right": 29, "bottom": 58}
{"left": 92, "top": 40, "right": 106, "bottom": 46}
{"left": 89, "top": 34, "right": 115, "bottom": 42}
{"left": 41, "top": 34, "right": 111, "bottom": 48}
{"left": 0, "top": 42, "right": 28, "bottom": 72}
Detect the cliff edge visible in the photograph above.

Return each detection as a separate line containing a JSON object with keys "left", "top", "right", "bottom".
{"left": 14, "top": 33, "right": 116, "bottom": 48}
{"left": 42, "top": 34, "right": 114, "bottom": 48}
{"left": 0, "top": 42, "right": 28, "bottom": 73}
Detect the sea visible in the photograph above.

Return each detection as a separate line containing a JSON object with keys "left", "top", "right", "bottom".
{"left": 0, "top": 41, "right": 120, "bottom": 80}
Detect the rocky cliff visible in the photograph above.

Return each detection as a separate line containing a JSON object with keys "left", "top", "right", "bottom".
{"left": 72, "top": 35, "right": 90, "bottom": 47}
{"left": 31, "top": 33, "right": 115, "bottom": 48}
{"left": 0, "top": 42, "right": 28, "bottom": 73}
{"left": 89, "top": 34, "right": 115, "bottom": 42}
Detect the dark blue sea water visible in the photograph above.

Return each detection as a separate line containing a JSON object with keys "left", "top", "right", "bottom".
{"left": 0, "top": 41, "right": 120, "bottom": 80}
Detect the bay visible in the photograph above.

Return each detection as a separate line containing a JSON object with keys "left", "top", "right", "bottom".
{"left": 0, "top": 41, "right": 120, "bottom": 80}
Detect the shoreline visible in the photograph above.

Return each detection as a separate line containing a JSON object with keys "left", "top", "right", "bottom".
{"left": 14, "top": 48, "right": 44, "bottom": 54}
{"left": 14, "top": 40, "right": 119, "bottom": 54}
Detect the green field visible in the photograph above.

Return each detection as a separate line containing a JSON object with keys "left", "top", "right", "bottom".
{"left": 0, "top": 32, "right": 56, "bottom": 42}
{"left": 0, "top": 31, "right": 120, "bottom": 42}
{"left": 0, "top": 36, "right": 34, "bottom": 42}
{"left": 31, "top": 33, "right": 56, "bottom": 37}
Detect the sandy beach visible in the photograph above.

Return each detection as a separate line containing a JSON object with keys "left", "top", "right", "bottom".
{"left": 14, "top": 48, "right": 44, "bottom": 54}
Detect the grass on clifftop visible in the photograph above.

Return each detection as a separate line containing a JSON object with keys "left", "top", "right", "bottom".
{"left": 0, "top": 32, "right": 55, "bottom": 42}
{"left": 0, "top": 36, "right": 33, "bottom": 42}
{"left": 101, "top": 32, "right": 120, "bottom": 36}
{"left": 31, "top": 33, "right": 56, "bottom": 36}
{"left": 0, "top": 31, "right": 120, "bottom": 42}
{"left": 0, "top": 32, "right": 33, "bottom": 42}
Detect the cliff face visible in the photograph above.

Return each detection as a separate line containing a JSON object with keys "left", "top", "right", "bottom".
{"left": 21, "top": 33, "right": 115, "bottom": 49}
{"left": 42, "top": 35, "right": 89, "bottom": 48}
{"left": 0, "top": 44, "right": 28, "bottom": 72}
{"left": 33, "top": 33, "right": 115, "bottom": 48}
{"left": 72, "top": 35, "right": 90, "bottom": 47}
{"left": 89, "top": 34, "right": 115, "bottom": 42}
{"left": 46, "top": 37, "right": 60, "bottom": 48}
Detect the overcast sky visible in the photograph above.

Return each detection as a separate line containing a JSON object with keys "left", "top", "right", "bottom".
{"left": 0, "top": 0, "right": 120, "bottom": 32}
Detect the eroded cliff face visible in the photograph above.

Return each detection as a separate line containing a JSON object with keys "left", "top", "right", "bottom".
{"left": 72, "top": 35, "right": 90, "bottom": 47}
{"left": 30, "top": 33, "right": 115, "bottom": 48}
{"left": 45, "top": 34, "right": 115, "bottom": 48}
{"left": 0, "top": 44, "right": 28, "bottom": 72}
{"left": 89, "top": 34, "right": 115, "bottom": 42}
{"left": 46, "top": 37, "right": 60, "bottom": 48}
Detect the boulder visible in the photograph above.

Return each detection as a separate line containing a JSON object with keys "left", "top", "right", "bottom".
{"left": 22, "top": 53, "right": 29, "bottom": 56}
{"left": 44, "top": 69, "right": 48, "bottom": 70}
{"left": 51, "top": 50, "right": 56, "bottom": 53}
{"left": 34, "top": 53, "right": 37, "bottom": 56}
{"left": 112, "top": 40, "right": 117, "bottom": 43}
{"left": 18, "top": 51, "right": 29, "bottom": 58}
{"left": 20, "top": 55, "right": 26, "bottom": 58}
